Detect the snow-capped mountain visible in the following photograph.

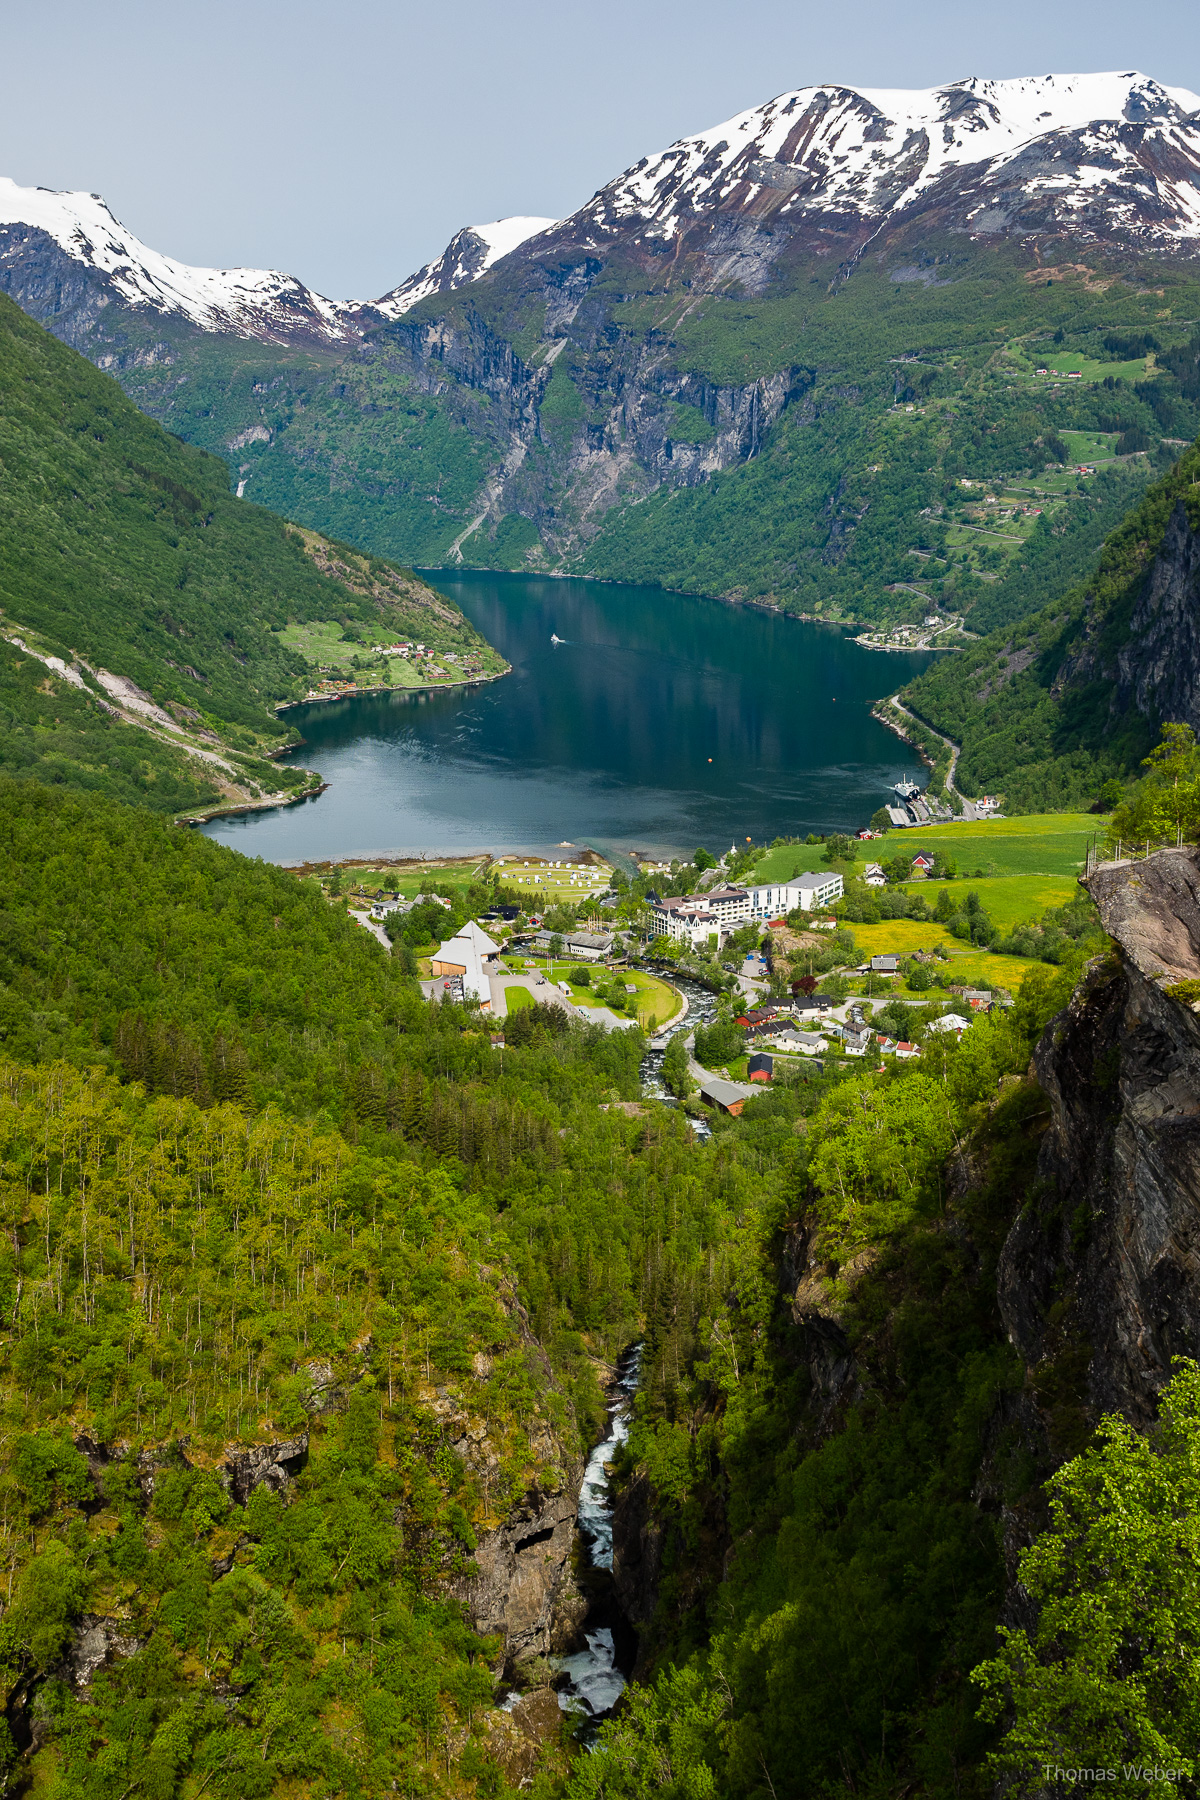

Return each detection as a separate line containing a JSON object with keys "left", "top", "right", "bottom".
{"left": 374, "top": 217, "right": 557, "bottom": 317}
{"left": 548, "top": 71, "right": 1200, "bottom": 252}
{"left": 0, "top": 178, "right": 556, "bottom": 346}
{"left": 2, "top": 71, "right": 1199, "bottom": 363}
{"left": 0, "top": 177, "right": 354, "bottom": 343}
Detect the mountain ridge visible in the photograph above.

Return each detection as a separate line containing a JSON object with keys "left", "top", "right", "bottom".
{"left": 4, "top": 70, "right": 1200, "bottom": 624}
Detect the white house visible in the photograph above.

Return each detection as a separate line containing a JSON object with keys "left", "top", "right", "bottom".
{"left": 430, "top": 919, "right": 501, "bottom": 1009}
{"left": 927, "top": 1012, "right": 972, "bottom": 1036}
{"left": 863, "top": 863, "right": 887, "bottom": 888}
{"left": 565, "top": 930, "right": 616, "bottom": 961}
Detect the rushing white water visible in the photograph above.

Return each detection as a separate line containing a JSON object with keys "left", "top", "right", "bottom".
{"left": 554, "top": 1347, "right": 642, "bottom": 1720}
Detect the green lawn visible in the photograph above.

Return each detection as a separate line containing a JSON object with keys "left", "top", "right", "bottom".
{"left": 1017, "top": 353, "right": 1152, "bottom": 385}
{"left": 883, "top": 814, "right": 1100, "bottom": 876}
{"left": 754, "top": 817, "right": 1098, "bottom": 886}
{"left": 902, "top": 874, "right": 1078, "bottom": 928}
{"left": 520, "top": 958, "right": 681, "bottom": 1027}
{"left": 751, "top": 845, "right": 837, "bottom": 884}
{"left": 1058, "top": 429, "right": 1122, "bottom": 463}
{"left": 500, "top": 984, "right": 534, "bottom": 1013}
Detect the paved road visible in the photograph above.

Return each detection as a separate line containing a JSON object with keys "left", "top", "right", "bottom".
{"left": 349, "top": 910, "right": 391, "bottom": 949}
{"left": 886, "top": 694, "right": 1001, "bottom": 820}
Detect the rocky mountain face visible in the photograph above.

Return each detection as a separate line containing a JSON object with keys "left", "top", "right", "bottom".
{"left": 536, "top": 71, "right": 1200, "bottom": 279}
{"left": 0, "top": 177, "right": 356, "bottom": 353}
{"left": 4, "top": 74, "right": 1200, "bottom": 603}
{"left": 374, "top": 217, "right": 557, "bottom": 318}
{"left": 1111, "top": 499, "right": 1200, "bottom": 731}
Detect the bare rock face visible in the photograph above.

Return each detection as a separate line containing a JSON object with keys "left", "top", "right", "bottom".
{"left": 452, "top": 1473, "right": 583, "bottom": 1675}
{"left": 220, "top": 1435, "right": 309, "bottom": 1506}
{"left": 66, "top": 1616, "right": 142, "bottom": 1691}
{"left": 1114, "top": 502, "right": 1200, "bottom": 736}
{"left": 998, "top": 847, "right": 1200, "bottom": 1433}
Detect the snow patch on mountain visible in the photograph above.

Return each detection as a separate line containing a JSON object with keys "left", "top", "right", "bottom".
{"left": 374, "top": 216, "right": 557, "bottom": 317}
{"left": 567, "top": 71, "right": 1200, "bottom": 244}
{"left": 0, "top": 177, "right": 352, "bottom": 340}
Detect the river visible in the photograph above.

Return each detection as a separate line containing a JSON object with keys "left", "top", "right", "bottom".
{"left": 553, "top": 1346, "right": 643, "bottom": 1728}
{"left": 200, "top": 571, "right": 932, "bottom": 864}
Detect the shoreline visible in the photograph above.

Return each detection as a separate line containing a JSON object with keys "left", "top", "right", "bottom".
{"left": 273, "top": 667, "right": 509, "bottom": 714}
{"left": 176, "top": 779, "right": 329, "bottom": 828}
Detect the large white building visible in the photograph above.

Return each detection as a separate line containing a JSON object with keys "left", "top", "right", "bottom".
{"left": 430, "top": 919, "right": 500, "bottom": 1008}
{"left": 747, "top": 872, "right": 843, "bottom": 916}
{"left": 649, "top": 871, "right": 843, "bottom": 948}
{"left": 649, "top": 897, "right": 724, "bottom": 950}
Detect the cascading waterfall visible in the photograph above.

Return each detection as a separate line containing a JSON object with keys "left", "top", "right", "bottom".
{"left": 550, "top": 978, "right": 725, "bottom": 1726}
{"left": 552, "top": 1347, "right": 642, "bottom": 1724}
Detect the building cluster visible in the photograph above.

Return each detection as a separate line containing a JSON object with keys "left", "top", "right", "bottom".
{"left": 648, "top": 872, "right": 844, "bottom": 951}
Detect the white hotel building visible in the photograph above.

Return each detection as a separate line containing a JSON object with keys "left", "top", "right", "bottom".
{"left": 649, "top": 872, "right": 843, "bottom": 947}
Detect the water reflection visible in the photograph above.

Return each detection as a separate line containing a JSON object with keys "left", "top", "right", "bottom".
{"left": 200, "top": 571, "right": 932, "bottom": 863}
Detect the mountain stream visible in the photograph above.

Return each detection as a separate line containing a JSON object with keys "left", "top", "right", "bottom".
{"left": 549, "top": 977, "right": 723, "bottom": 1726}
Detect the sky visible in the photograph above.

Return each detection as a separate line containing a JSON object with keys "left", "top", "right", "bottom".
{"left": 2, "top": 0, "right": 1198, "bottom": 302}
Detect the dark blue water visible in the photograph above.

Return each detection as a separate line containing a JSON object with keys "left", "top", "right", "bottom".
{"left": 201, "top": 571, "right": 932, "bottom": 863}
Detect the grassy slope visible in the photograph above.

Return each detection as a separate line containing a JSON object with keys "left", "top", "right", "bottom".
{"left": 754, "top": 817, "right": 1097, "bottom": 883}
{"left": 900, "top": 439, "right": 1200, "bottom": 811}
{"left": 0, "top": 294, "right": 503, "bottom": 810}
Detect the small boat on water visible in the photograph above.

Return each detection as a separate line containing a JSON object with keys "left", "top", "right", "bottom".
{"left": 894, "top": 775, "right": 922, "bottom": 801}
{"left": 551, "top": 633, "right": 564, "bottom": 645}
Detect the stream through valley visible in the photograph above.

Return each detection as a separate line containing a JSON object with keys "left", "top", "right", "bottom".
{"left": 550, "top": 974, "right": 722, "bottom": 1727}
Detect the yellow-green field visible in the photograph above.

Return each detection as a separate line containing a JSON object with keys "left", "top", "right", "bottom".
{"left": 940, "top": 949, "right": 1043, "bottom": 991}
{"left": 846, "top": 920, "right": 1044, "bottom": 993}
{"left": 902, "top": 874, "right": 1078, "bottom": 927}
{"left": 849, "top": 920, "right": 949, "bottom": 956}
{"left": 499, "top": 984, "right": 534, "bottom": 1013}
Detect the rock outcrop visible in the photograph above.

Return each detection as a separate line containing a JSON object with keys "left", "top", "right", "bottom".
{"left": 999, "top": 847, "right": 1200, "bottom": 1438}
{"left": 453, "top": 1475, "right": 585, "bottom": 1673}
{"left": 221, "top": 1434, "right": 309, "bottom": 1505}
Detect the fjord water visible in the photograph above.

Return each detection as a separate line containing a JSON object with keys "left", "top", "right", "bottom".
{"left": 201, "top": 572, "right": 933, "bottom": 863}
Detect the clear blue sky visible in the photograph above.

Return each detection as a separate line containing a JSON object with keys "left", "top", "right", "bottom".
{"left": 2, "top": 0, "right": 1198, "bottom": 301}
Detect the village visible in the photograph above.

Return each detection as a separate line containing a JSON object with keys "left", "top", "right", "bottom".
{"left": 324, "top": 837, "right": 1023, "bottom": 1119}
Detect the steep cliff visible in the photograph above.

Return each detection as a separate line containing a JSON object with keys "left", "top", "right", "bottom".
{"left": 1000, "top": 848, "right": 1200, "bottom": 1437}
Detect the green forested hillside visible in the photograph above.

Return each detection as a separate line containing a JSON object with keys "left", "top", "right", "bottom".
{"left": 0, "top": 782, "right": 703, "bottom": 1791}
{"left": 0, "top": 294, "right": 502, "bottom": 812}
{"left": 0, "top": 780, "right": 766, "bottom": 1795}
{"left": 110, "top": 242, "right": 1200, "bottom": 631}
{"left": 899, "top": 436, "right": 1200, "bottom": 811}
{"left": 0, "top": 776, "right": 1185, "bottom": 1796}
